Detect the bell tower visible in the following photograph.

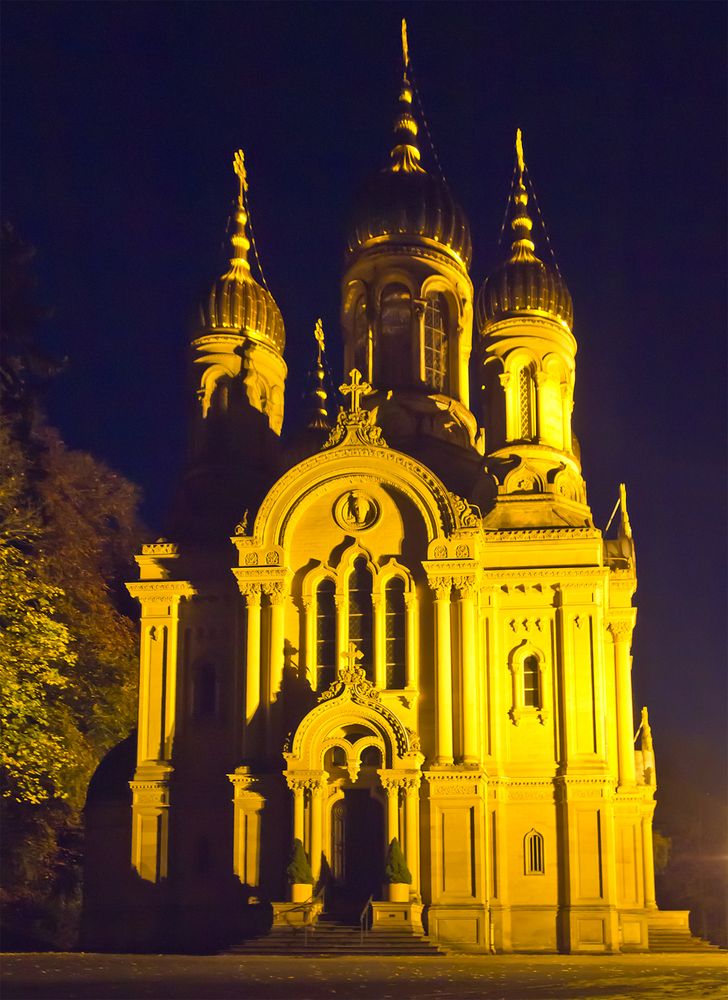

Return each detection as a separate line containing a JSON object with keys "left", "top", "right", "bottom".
{"left": 341, "top": 22, "right": 481, "bottom": 481}
{"left": 475, "top": 131, "right": 590, "bottom": 528}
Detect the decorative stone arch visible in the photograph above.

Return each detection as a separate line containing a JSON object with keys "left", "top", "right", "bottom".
{"left": 507, "top": 639, "right": 550, "bottom": 726}
{"left": 197, "top": 362, "right": 233, "bottom": 418}
{"left": 503, "top": 462, "right": 545, "bottom": 495}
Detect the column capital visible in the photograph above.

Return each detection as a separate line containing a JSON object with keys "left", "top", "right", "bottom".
{"left": 427, "top": 575, "right": 453, "bottom": 601}
{"left": 606, "top": 614, "right": 635, "bottom": 641}
{"left": 126, "top": 581, "right": 195, "bottom": 614}
{"left": 262, "top": 581, "right": 286, "bottom": 604}
{"left": 453, "top": 576, "right": 478, "bottom": 599}
{"left": 284, "top": 769, "right": 326, "bottom": 792}
{"left": 238, "top": 582, "right": 262, "bottom": 605}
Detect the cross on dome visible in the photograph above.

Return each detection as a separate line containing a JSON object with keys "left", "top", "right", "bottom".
{"left": 341, "top": 641, "right": 363, "bottom": 672}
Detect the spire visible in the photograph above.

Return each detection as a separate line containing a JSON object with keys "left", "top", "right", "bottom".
{"left": 509, "top": 129, "right": 537, "bottom": 261}
{"left": 224, "top": 149, "right": 252, "bottom": 279}
{"left": 305, "top": 319, "right": 330, "bottom": 431}
{"left": 389, "top": 19, "right": 424, "bottom": 173}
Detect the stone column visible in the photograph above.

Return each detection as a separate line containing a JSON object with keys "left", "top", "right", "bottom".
{"left": 430, "top": 577, "right": 454, "bottom": 764}
{"left": 403, "top": 776, "right": 421, "bottom": 893}
{"left": 405, "top": 592, "right": 417, "bottom": 690}
{"left": 334, "top": 594, "right": 346, "bottom": 679}
{"left": 240, "top": 584, "right": 262, "bottom": 727}
{"left": 641, "top": 810, "right": 657, "bottom": 909}
{"left": 380, "top": 774, "right": 402, "bottom": 846}
{"left": 266, "top": 584, "right": 286, "bottom": 701}
{"left": 372, "top": 593, "right": 385, "bottom": 689}
{"left": 608, "top": 617, "right": 637, "bottom": 786}
{"left": 456, "top": 579, "right": 479, "bottom": 764}
{"left": 229, "top": 768, "right": 264, "bottom": 889}
{"left": 292, "top": 783, "right": 305, "bottom": 844}
{"left": 413, "top": 298, "right": 426, "bottom": 383}
{"left": 309, "top": 777, "right": 326, "bottom": 880}
{"left": 129, "top": 769, "right": 173, "bottom": 882}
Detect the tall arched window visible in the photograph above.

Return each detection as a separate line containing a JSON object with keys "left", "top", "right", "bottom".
{"left": 525, "top": 829, "right": 545, "bottom": 875}
{"left": 316, "top": 579, "right": 336, "bottom": 691}
{"left": 518, "top": 366, "right": 533, "bottom": 439}
{"left": 523, "top": 655, "right": 540, "bottom": 708}
{"left": 380, "top": 285, "right": 411, "bottom": 384}
{"left": 348, "top": 558, "right": 373, "bottom": 679}
{"left": 424, "top": 292, "right": 447, "bottom": 392}
{"left": 384, "top": 578, "right": 406, "bottom": 689}
{"left": 353, "top": 296, "right": 368, "bottom": 376}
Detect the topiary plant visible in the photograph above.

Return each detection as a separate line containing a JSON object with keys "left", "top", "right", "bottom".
{"left": 286, "top": 838, "right": 314, "bottom": 885}
{"left": 383, "top": 837, "right": 412, "bottom": 884}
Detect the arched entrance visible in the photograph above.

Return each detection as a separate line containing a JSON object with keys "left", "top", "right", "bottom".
{"left": 330, "top": 788, "right": 385, "bottom": 913}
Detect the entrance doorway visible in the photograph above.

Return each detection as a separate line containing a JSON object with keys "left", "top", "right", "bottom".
{"left": 329, "top": 788, "right": 384, "bottom": 917}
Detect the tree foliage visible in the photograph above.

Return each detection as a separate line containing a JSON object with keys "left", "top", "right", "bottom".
{"left": 286, "top": 838, "right": 314, "bottom": 885}
{"left": 0, "top": 225, "right": 145, "bottom": 946}
{"left": 384, "top": 837, "right": 412, "bottom": 885}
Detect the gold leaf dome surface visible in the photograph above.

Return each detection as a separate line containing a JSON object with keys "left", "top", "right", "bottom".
{"left": 346, "top": 75, "right": 472, "bottom": 269}
{"left": 476, "top": 131, "right": 572, "bottom": 332}
{"left": 199, "top": 155, "right": 285, "bottom": 354}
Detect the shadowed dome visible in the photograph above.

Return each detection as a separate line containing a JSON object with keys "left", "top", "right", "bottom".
{"left": 199, "top": 151, "right": 285, "bottom": 354}
{"left": 346, "top": 68, "right": 471, "bottom": 270}
{"left": 476, "top": 131, "right": 572, "bottom": 332}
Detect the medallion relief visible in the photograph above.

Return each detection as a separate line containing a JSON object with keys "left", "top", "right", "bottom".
{"left": 333, "top": 490, "right": 380, "bottom": 531}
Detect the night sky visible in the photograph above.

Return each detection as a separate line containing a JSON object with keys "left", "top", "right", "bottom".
{"left": 3, "top": 3, "right": 726, "bottom": 811}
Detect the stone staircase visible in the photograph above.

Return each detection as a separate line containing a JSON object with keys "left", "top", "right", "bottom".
{"left": 648, "top": 926, "right": 723, "bottom": 953}
{"left": 226, "top": 914, "right": 445, "bottom": 956}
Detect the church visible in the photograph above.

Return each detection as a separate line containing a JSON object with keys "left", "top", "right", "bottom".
{"left": 84, "top": 25, "right": 666, "bottom": 954}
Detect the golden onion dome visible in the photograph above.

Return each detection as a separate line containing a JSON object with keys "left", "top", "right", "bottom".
{"left": 476, "top": 130, "right": 572, "bottom": 332}
{"left": 199, "top": 150, "right": 285, "bottom": 354}
{"left": 346, "top": 31, "right": 472, "bottom": 270}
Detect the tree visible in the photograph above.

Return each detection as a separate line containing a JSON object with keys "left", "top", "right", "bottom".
{"left": 286, "top": 838, "right": 314, "bottom": 885}
{"left": 384, "top": 837, "right": 412, "bottom": 885}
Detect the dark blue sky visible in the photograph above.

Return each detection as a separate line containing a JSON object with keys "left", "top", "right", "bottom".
{"left": 3, "top": 2, "right": 726, "bottom": 804}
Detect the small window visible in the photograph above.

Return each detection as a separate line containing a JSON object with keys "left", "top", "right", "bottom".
{"left": 523, "top": 655, "right": 540, "bottom": 708}
{"left": 380, "top": 285, "right": 411, "bottom": 383}
{"left": 348, "top": 558, "right": 373, "bottom": 679}
{"left": 384, "top": 578, "right": 406, "bottom": 689}
{"left": 424, "top": 293, "right": 447, "bottom": 392}
{"left": 316, "top": 580, "right": 336, "bottom": 691}
{"left": 525, "top": 829, "right": 545, "bottom": 875}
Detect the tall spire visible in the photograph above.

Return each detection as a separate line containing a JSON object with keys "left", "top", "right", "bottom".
{"left": 389, "top": 19, "right": 424, "bottom": 173}
{"left": 509, "top": 129, "right": 536, "bottom": 261}
{"left": 224, "top": 149, "right": 252, "bottom": 278}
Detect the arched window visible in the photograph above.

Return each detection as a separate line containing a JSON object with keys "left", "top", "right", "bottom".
{"left": 380, "top": 285, "right": 411, "bottom": 383}
{"left": 384, "top": 578, "right": 406, "bottom": 689}
{"left": 525, "top": 829, "right": 545, "bottom": 875}
{"left": 193, "top": 663, "right": 218, "bottom": 719}
{"left": 348, "top": 558, "right": 373, "bottom": 679}
{"left": 518, "top": 366, "right": 533, "bottom": 439}
{"left": 353, "top": 296, "right": 368, "bottom": 376}
{"left": 424, "top": 292, "right": 447, "bottom": 392}
{"left": 316, "top": 579, "right": 336, "bottom": 691}
{"left": 523, "top": 655, "right": 540, "bottom": 708}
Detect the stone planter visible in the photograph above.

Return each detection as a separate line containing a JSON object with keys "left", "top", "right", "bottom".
{"left": 386, "top": 882, "right": 410, "bottom": 903}
{"left": 290, "top": 882, "right": 313, "bottom": 903}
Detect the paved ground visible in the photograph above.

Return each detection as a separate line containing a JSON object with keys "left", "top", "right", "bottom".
{"left": 1, "top": 953, "right": 727, "bottom": 1000}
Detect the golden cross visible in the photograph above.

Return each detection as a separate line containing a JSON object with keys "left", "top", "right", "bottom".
{"left": 314, "top": 317, "right": 325, "bottom": 359}
{"left": 515, "top": 128, "right": 525, "bottom": 175}
{"left": 401, "top": 18, "right": 410, "bottom": 68}
{"left": 233, "top": 149, "right": 248, "bottom": 201}
{"left": 341, "top": 641, "right": 363, "bottom": 672}
{"left": 339, "top": 368, "right": 373, "bottom": 414}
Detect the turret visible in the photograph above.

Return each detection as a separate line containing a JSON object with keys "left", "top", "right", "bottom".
{"left": 174, "top": 151, "right": 287, "bottom": 537}
{"left": 475, "top": 131, "right": 590, "bottom": 527}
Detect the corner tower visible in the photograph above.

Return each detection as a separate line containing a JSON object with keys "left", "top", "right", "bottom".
{"left": 475, "top": 131, "right": 589, "bottom": 528}
{"left": 177, "top": 151, "right": 287, "bottom": 535}
{"left": 342, "top": 23, "right": 481, "bottom": 490}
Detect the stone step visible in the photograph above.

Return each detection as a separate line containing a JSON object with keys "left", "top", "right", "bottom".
{"left": 648, "top": 929, "right": 722, "bottom": 953}
{"left": 225, "top": 921, "right": 445, "bottom": 956}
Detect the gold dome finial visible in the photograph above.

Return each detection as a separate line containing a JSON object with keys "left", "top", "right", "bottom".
{"left": 226, "top": 149, "right": 251, "bottom": 277}
{"left": 509, "top": 128, "right": 536, "bottom": 261}
{"left": 306, "top": 319, "right": 330, "bottom": 431}
{"left": 389, "top": 21, "right": 424, "bottom": 173}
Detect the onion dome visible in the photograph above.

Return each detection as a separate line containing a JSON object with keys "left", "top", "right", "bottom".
{"left": 476, "top": 130, "right": 572, "bottom": 332}
{"left": 346, "top": 22, "right": 472, "bottom": 269}
{"left": 200, "top": 150, "right": 285, "bottom": 353}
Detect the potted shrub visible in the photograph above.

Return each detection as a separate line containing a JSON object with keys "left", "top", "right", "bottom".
{"left": 286, "top": 838, "right": 314, "bottom": 902}
{"left": 383, "top": 837, "right": 412, "bottom": 902}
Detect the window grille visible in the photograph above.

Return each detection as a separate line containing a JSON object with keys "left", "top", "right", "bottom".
{"left": 525, "top": 829, "right": 545, "bottom": 875}
{"left": 523, "top": 655, "right": 540, "bottom": 708}
{"left": 518, "top": 367, "right": 532, "bottom": 439}
{"left": 380, "top": 286, "right": 411, "bottom": 381}
{"left": 348, "top": 558, "right": 373, "bottom": 678}
{"left": 315, "top": 579, "right": 336, "bottom": 690}
{"left": 384, "top": 578, "right": 406, "bottom": 688}
{"left": 423, "top": 293, "right": 447, "bottom": 392}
